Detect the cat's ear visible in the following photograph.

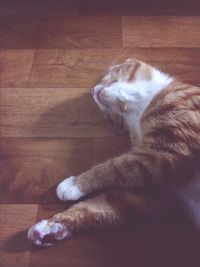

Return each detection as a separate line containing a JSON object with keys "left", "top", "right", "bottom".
{"left": 116, "top": 98, "right": 129, "bottom": 112}
{"left": 124, "top": 58, "right": 153, "bottom": 81}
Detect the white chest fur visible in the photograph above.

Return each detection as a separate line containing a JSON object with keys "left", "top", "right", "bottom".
{"left": 123, "top": 69, "right": 173, "bottom": 143}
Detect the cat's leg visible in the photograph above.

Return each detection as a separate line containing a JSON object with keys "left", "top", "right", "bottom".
{"left": 56, "top": 142, "right": 190, "bottom": 201}
{"left": 28, "top": 190, "right": 165, "bottom": 246}
{"left": 56, "top": 152, "right": 142, "bottom": 201}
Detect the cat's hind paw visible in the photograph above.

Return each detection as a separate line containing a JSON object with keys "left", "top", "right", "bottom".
{"left": 27, "top": 220, "right": 70, "bottom": 246}
{"left": 56, "top": 176, "right": 84, "bottom": 201}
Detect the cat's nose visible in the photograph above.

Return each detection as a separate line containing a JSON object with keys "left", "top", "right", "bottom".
{"left": 92, "top": 85, "right": 103, "bottom": 96}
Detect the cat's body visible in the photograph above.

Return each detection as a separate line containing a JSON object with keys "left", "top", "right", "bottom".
{"left": 28, "top": 59, "right": 200, "bottom": 246}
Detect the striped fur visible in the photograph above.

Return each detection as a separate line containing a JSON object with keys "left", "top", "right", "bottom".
{"left": 28, "top": 59, "right": 200, "bottom": 246}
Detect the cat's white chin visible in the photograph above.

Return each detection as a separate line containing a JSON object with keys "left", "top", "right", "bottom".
{"left": 56, "top": 176, "right": 84, "bottom": 201}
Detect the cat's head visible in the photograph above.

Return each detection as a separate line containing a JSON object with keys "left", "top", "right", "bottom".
{"left": 92, "top": 58, "right": 172, "bottom": 135}
{"left": 92, "top": 59, "right": 154, "bottom": 135}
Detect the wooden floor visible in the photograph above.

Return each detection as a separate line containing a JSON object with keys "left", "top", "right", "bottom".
{"left": 1, "top": 1, "right": 200, "bottom": 266}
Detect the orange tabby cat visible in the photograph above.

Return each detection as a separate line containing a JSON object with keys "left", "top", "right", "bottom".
{"left": 28, "top": 58, "right": 200, "bottom": 246}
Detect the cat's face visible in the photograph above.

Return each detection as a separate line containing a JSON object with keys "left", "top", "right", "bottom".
{"left": 92, "top": 59, "right": 146, "bottom": 135}
{"left": 92, "top": 79, "right": 130, "bottom": 135}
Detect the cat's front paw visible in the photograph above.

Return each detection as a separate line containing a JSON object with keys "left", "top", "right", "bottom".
{"left": 27, "top": 220, "right": 70, "bottom": 246}
{"left": 56, "top": 176, "right": 84, "bottom": 201}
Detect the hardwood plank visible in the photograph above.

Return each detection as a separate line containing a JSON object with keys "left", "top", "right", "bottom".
{"left": 93, "top": 137, "right": 131, "bottom": 165}
{"left": 0, "top": 204, "right": 38, "bottom": 267}
{"left": 29, "top": 48, "right": 200, "bottom": 88}
{"left": 29, "top": 204, "right": 200, "bottom": 267}
{"left": 0, "top": 16, "right": 122, "bottom": 49}
{"left": 79, "top": 0, "right": 200, "bottom": 16}
{"left": 29, "top": 49, "right": 112, "bottom": 88}
{"left": 0, "top": 138, "right": 92, "bottom": 203}
{"left": 0, "top": 49, "right": 35, "bottom": 64}
{"left": 0, "top": 0, "right": 78, "bottom": 17}
{"left": 0, "top": 87, "right": 112, "bottom": 138}
{"left": 0, "top": 50, "right": 34, "bottom": 88}
{"left": 122, "top": 16, "right": 200, "bottom": 48}
{"left": 1, "top": 48, "right": 199, "bottom": 88}
{"left": 30, "top": 49, "right": 115, "bottom": 88}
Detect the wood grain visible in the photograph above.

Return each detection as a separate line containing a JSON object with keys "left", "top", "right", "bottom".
{"left": 1, "top": 0, "right": 78, "bottom": 17}
{"left": 0, "top": 16, "right": 122, "bottom": 49}
{"left": 0, "top": 204, "right": 38, "bottom": 267}
{"left": 30, "top": 48, "right": 200, "bottom": 88}
{"left": 0, "top": 87, "right": 113, "bottom": 138}
{"left": 1, "top": 49, "right": 200, "bottom": 88}
{"left": 0, "top": 138, "right": 92, "bottom": 203}
{"left": 122, "top": 16, "right": 200, "bottom": 48}
{"left": 79, "top": 0, "right": 200, "bottom": 16}
{"left": 0, "top": 50, "right": 34, "bottom": 87}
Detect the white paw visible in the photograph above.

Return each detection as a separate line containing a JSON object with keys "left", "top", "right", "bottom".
{"left": 56, "top": 176, "right": 84, "bottom": 201}
{"left": 27, "top": 220, "right": 70, "bottom": 246}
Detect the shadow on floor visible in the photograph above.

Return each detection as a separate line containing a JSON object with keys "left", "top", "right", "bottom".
{"left": 3, "top": 230, "right": 31, "bottom": 253}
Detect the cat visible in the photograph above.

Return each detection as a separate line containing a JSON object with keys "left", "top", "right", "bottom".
{"left": 27, "top": 58, "right": 200, "bottom": 246}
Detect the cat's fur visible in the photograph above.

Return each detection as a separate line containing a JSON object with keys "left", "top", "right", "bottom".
{"left": 28, "top": 58, "right": 200, "bottom": 246}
